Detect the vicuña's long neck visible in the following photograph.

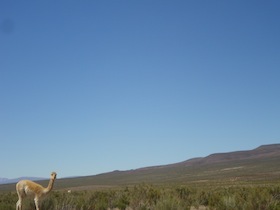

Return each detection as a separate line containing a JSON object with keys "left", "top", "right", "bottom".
{"left": 43, "top": 178, "right": 55, "bottom": 194}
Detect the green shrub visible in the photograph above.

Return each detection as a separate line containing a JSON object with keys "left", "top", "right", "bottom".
{"left": 1, "top": 184, "right": 280, "bottom": 210}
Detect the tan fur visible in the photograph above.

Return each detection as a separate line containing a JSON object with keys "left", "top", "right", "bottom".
{"left": 16, "top": 172, "right": 57, "bottom": 210}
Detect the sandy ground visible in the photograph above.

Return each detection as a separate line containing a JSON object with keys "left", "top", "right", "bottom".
{"left": 190, "top": 206, "right": 209, "bottom": 210}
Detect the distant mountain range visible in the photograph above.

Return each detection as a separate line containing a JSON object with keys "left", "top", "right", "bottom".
{"left": 0, "top": 178, "right": 9, "bottom": 184}
{"left": 1, "top": 144, "right": 280, "bottom": 191}
{"left": 0, "top": 177, "right": 45, "bottom": 185}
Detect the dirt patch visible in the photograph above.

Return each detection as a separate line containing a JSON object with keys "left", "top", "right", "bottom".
{"left": 221, "top": 166, "right": 244, "bottom": 171}
{"left": 190, "top": 206, "right": 210, "bottom": 210}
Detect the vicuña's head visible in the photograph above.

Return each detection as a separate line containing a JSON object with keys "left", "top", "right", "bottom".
{"left": 50, "top": 172, "right": 57, "bottom": 180}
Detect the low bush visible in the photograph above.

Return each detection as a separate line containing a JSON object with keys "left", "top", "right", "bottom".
{"left": 1, "top": 184, "right": 279, "bottom": 210}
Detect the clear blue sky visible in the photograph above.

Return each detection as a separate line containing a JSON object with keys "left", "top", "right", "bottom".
{"left": 1, "top": 0, "right": 279, "bottom": 179}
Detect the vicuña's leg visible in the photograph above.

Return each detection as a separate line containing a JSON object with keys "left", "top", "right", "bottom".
{"left": 16, "top": 182, "right": 24, "bottom": 210}
{"left": 34, "top": 197, "right": 40, "bottom": 210}
{"left": 16, "top": 199, "right": 22, "bottom": 210}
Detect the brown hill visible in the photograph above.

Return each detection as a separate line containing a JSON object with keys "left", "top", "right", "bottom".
{"left": 1, "top": 144, "right": 279, "bottom": 192}
{"left": 174, "top": 143, "right": 280, "bottom": 166}
{"left": 53, "top": 144, "right": 280, "bottom": 190}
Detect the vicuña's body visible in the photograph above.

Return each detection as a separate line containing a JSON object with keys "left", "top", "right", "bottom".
{"left": 16, "top": 172, "right": 57, "bottom": 210}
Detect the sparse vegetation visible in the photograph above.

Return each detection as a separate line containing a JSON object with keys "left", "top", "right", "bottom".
{"left": 1, "top": 145, "right": 279, "bottom": 209}
{"left": 1, "top": 183, "right": 280, "bottom": 210}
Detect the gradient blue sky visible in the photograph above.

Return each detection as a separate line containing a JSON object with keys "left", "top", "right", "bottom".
{"left": 1, "top": 0, "right": 280, "bottom": 179}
